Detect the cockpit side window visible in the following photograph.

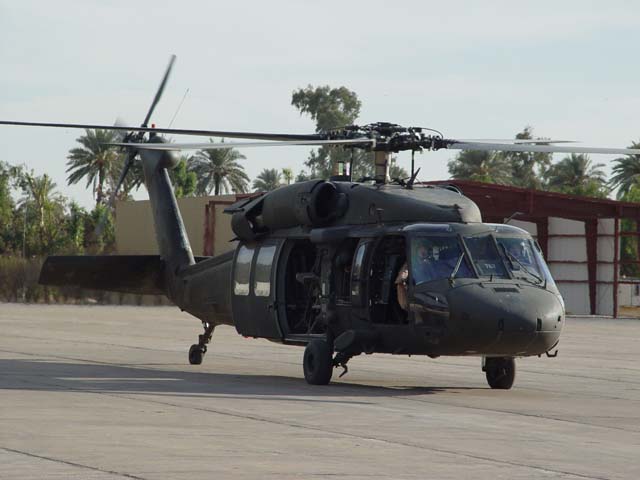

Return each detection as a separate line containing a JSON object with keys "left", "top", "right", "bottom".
{"left": 410, "top": 236, "right": 474, "bottom": 285}
{"left": 532, "top": 241, "right": 557, "bottom": 287}
{"left": 495, "top": 237, "right": 541, "bottom": 278}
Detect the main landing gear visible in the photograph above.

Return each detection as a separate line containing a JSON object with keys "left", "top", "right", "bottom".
{"left": 188, "top": 321, "right": 215, "bottom": 365}
{"left": 483, "top": 356, "right": 516, "bottom": 389}
{"left": 303, "top": 338, "right": 355, "bottom": 385}
{"left": 303, "top": 339, "right": 334, "bottom": 385}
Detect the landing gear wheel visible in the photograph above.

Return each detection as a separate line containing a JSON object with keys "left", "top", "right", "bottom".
{"left": 484, "top": 357, "right": 516, "bottom": 389}
{"left": 188, "top": 322, "right": 215, "bottom": 366}
{"left": 188, "top": 344, "right": 205, "bottom": 365}
{"left": 303, "top": 339, "right": 333, "bottom": 385}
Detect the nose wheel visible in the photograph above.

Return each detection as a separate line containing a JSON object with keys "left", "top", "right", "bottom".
{"left": 483, "top": 357, "right": 516, "bottom": 389}
{"left": 188, "top": 321, "right": 215, "bottom": 365}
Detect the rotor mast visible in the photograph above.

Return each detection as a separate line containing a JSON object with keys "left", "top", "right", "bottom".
{"left": 374, "top": 151, "right": 391, "bottom": 184}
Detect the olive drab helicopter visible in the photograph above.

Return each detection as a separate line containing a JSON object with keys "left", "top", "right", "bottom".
{"left": 4, "top": 56, "right": 640, "bottom": 389}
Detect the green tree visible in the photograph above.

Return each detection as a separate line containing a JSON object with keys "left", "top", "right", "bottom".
{"left": 350, "top": 150, "right": 375, "bottom": 180}
{"left": 189, "top": 139, "right": 249, "bottom": 195}
{"left": 295, "top": 170, "right": 313, "bottom": 183}
{"left": 619, "top": 181, "right": 640, "bottom": 277}
{"left": 0, "top": 162, "right": 17, "bottom": 253}
{"left": 84, "top": 203, "right": 115, "bottom": 253}
{"left": 609, "top": 141, "right": 640, "bottom": 199}
{"left": 292, "top": 85, "right": 361, "bottom": 132}
{"left": 389, "top": 158, "right": 409, "bottom": 181}
{"left": 64, "top": 201, "right": 86, "bottom": 254}
{"left": 66, "top": 129, "right": 121, "bottom": 205}
{"left": 282, "top": 168, "right": 293, "bottom": 185}
{"left": 501, "top": 127, "right": 553, "bottom": 189}
{"left": 448, "top": 150, "right": 513, "bottom": 184}
{"left": 291, "top": 85, "right": 364, "bottom": 179}
{"left": 17, "top": 172, "right": 66, "bottom": 255}
{"left": 544, "top": 154, "right": 607, "bottom": 197}
{"left": 253, "top": 168, "right": 282, "bottom": 192}
{"left": 169, "top": 155, "right": 197, "bottom": 197}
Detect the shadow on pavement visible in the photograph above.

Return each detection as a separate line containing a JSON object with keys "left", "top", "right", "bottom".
{"left": 0, "top": 358, "right": 475, "bottom": 401}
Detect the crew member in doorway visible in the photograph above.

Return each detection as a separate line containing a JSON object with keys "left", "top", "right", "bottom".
{"left": 395, "top": 261, "right": 409, "bottom": 311}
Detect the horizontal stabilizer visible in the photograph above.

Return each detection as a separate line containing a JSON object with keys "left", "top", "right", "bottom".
{"left": 40, "top": 255, "right": 166, "bottom": 295}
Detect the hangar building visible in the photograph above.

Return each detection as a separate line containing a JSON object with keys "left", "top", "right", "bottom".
{"left": 116, "top": 181, "right": 640, "bottom": 317}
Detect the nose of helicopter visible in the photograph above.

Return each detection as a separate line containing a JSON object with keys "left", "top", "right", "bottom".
{"left": 447, "top": 282, "right": 564, "bottom": 355}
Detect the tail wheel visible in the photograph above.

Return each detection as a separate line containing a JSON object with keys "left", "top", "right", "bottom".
{"left": 485, "top": 357, "right": 516, "bottom": 389}
{"left": 303, "top": 339, "right": 333, "bottom": 385}
{"left": 188, "top": 344, "right": 205, "bottom": 365}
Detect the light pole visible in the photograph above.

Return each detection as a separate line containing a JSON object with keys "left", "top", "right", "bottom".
{"left": 21, "top": 163, "right": 28, "bottom": 302}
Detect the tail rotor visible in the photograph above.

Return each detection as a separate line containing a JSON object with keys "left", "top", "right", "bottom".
{"left": 95, "top": 55, "right": 177, "bottom": 238}
{"left": 109, "top": 54, "right": 176, "bottom": 203}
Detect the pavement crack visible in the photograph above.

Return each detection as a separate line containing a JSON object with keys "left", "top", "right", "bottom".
{"left": 0, "top": 446, "right": 148, "bottom": 479}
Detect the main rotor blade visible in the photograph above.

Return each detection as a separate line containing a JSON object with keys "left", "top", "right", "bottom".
{"left": 455, "top": 138, "right": 576, "bottom": 144}
{"left": 142, "top": 54, "right": 176, "bottom": 127}
{"left": 446, "top": 142, "right": 640, "bottom": 156}
{"left": 0, "top": 120, "right": 322, "bottom": 141}
{"left": 108, "top": 138, "right": 375, "bottom": 151}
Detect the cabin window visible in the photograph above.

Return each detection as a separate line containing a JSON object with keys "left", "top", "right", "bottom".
{"left": 234, "top": 245, "right": 255, "bottom": 295}
{"left": 254, "top": 245, "right": 276, "bottom": 297}
{"left": 351, "top": 242, "right": 367, "bottom": 297}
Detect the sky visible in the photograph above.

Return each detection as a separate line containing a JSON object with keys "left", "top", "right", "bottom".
{"left": 1, "top": 0, "right": 640, "bottom": 208}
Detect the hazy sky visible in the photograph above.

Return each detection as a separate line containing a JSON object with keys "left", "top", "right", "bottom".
{"left": 1, "top": 1, "right": 639, "bottom": 208}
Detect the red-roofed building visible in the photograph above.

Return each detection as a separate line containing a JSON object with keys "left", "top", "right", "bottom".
{"left": 425, "top": 180, "right": 640, "bottom": 317}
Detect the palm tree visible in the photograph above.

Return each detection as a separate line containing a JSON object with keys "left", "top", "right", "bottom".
{"left": 447, "top": 150, "right": 512, "bottom": 184}
{"left": 18, "top": 173, "right": 64, "bottom": 253}
{"left": 282, "top": 168, "right": 293, "bottom": 185}
{"left": 253, "top": 168, "right": 282, "bottom": 192}
{"left": 610, "top": 141, "right": 640, "bottom": 198}
{"left": 66, "top": 129, "right": 121, "bottom": 205}
{"left": 189, "top": 139, "right": 249, "bottom": 195}
{"left": 544, "top": 154, "right": 607, "bottom": 197}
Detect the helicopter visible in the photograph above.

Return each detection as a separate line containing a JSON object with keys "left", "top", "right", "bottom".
{"left": 4, "top": 56, "right": 640, "bottom": 389}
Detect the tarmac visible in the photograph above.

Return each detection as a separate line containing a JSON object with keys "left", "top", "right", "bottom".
{"left": 0, "top": 303, "right": 639, "bottom": 479}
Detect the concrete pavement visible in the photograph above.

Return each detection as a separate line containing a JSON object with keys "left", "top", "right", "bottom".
{"left": 1, "top": 304, "right": 639, "bottom": 479}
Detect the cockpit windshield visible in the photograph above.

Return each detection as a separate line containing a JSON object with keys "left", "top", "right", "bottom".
{"left": 410, "top": 236, "right": 474, "bottom": 285}
{"left": 463, "top": 235, "right": 509, "bottom": 279}
{"left": 409, "top": 231, "right": 553, "bottom": 287}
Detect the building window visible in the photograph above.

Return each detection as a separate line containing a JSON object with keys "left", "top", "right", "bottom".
{"left": 234, "top": 245, "right": 255, "bottom": 296}
{"left": 254, "top": 245, "right": 276, "bottom": 297}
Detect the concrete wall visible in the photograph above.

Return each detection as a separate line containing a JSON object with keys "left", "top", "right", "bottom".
{"left": 116, "top": 195, "right": 237, "bottom": 256}
{"left": 213, "top": 203, "right": 237, "bottom": 255}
